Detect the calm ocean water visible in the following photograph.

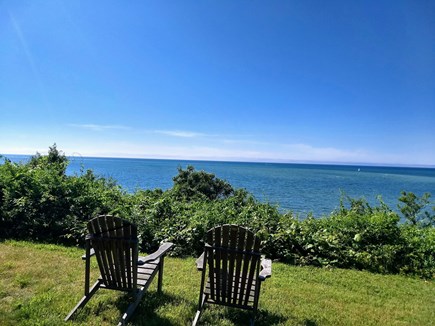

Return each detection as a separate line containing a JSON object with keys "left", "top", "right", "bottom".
{"left": 3, "top": 155, "right": 435, "bottom": 216}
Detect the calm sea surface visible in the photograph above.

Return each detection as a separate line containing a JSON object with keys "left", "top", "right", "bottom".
{"left": 4, "top": 155, "right": 435, "bottom": 216}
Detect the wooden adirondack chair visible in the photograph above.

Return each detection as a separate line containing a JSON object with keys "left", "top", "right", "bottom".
{"left": 193, "top": 225, "right": 272, "bottom": 326}
{"left": 65, "top": 215, "right": 173, "bottom": 325}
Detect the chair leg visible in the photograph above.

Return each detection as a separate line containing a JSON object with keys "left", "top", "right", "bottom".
{"left": 250, "top": 279, "right": 261, "bottom": 326}
{"left": 192, "top": 310, "right": 201, "bottom": 326}
{"left": 118, "top": 288, "right": 146, "bottom": 326}
{"left": 157, "top": 256, "right": 164, "bottom": 293}
{"left": 65, "top": 281, "right": 101, "bottom": 321}
{"left": 250, "top": 311, "right": 256, "bottom": 326}
{"left": 192, "top": 294, "right": 207, "bottom": 326}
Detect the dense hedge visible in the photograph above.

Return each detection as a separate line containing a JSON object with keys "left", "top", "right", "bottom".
{"left": 1, "top": 146, "right": 434, "bottom": 278}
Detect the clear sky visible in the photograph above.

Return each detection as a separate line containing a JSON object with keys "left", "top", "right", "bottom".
{"left": 1, "top": 1, "right": 434, "bottom": 166}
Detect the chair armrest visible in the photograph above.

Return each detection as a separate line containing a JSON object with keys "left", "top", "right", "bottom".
{"left": 259, "top": 257, "right": 272, "bottom": 281}
{"left": 195, "top": 252, "right": 205, "bottom": 271}
{"left": 82, "top": 248, "right": 95, "bottom": 260}
{"left": 138, "top": 242, "right": 174, "bottom": 265}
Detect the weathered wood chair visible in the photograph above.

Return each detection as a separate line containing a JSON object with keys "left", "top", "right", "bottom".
{"left": 193, "top": 225, "right": 272, "bottom": 326}
{"left": 65, "top": 215, "right": 173, "bottom": 325}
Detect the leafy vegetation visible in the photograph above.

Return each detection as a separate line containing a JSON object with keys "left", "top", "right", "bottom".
{"left": 0, "top": 146, "right": 434, "bottom": 278}
{"left": 398, "top": 191, "right": 435, "bottom": 227}
{"left": 172, "top": 165, "right": 234, "bottom": 200}
{"left": 0, "top": 145, "right": 127, "bottom": 243}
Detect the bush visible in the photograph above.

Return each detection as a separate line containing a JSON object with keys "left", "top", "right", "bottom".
{"left": 261, "top": 196, "right": 434, "bottom": 278}
{"left": 172, "top": 165, "right": 234, "bottom": 200}
{"left": 399, "top": 225, "right": 435, "bottom": 278}
{"left": 0, "top": 145, "right": 127, "bottom": 244}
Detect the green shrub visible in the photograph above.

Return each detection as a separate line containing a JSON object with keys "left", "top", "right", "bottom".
{"left": 261, "top": 196, "right": 434, "bottom": 278}
{"left": 398, "top": 191, "right": 435, "bottom": 227}
{"left": 398, "top": 225, "right": 435, "bottom": 278}
{"left": 172, "top": 165, "right": 234, "bottom": 200}
{"left": 0, "top": 145, "right": 126, "bottom": 244}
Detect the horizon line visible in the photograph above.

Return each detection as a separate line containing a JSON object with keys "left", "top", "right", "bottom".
{"left": 2, "top": 152, "right": 435, "bottom": 169}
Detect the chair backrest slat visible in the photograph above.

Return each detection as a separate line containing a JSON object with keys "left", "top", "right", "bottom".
{"left": 244, "top": 233, "right": 261, "bottom": 305}
{"left": 226, "top": 226, "right": 238, "bottom": 304}
{"left": 214, "top": 226, "right": 222, "bottom": 302}
{"left": 119, "top": 217, "right": 134, "bottom": 288}
{"left": 113, "top": 217, "right": 126, "bottom": 288}
{"left": 88, "top": 219, "right": 110, "bottom": 285}
{"left": 87, "top": 215, "right": 138, "bottom": 291}
{"left": 238, "top": 230, "right": 254, "bottom": 305}
{"left": 232, "top": 226, "right": 245, "bottom": 305}
{"left": 221, "top": 225, "right": 230, "bottom": 304}
{"left": 106, "top": 216, "right": 120, "bottom": 287}
{"left": 206, "top": 231, "right": 215, "bottom": 301}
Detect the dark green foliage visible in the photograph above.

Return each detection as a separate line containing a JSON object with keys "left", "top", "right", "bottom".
{"left": 262, "top": 196, "right": 434, "bottom": 278}
{"left": 124, "top": 187, "right": 279, "bottom": 256}
{"left": 28, "top": 144, "right": 68, "bottom": 174}
{"left": 398, "top": 191, "right": 435, "bottom": 227}
{"left": 264, "top": 202, "right": 402, "bottom": 271}
{"left": 0, "top": 145, "right": 126, "bottom": 243}
{"left": 0, "top": 146, "right": 434, "bottom": 278}
{"left": 172, "top": 165, "right": 234, "bottom": 200}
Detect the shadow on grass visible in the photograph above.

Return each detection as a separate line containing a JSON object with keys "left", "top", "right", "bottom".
{"left": 198, "top": 305, "right": 288, "bottom": 326}
{"left": 69, "top": 290, "right": 178, "bottom": 325}
{"left": 116, "top": 290, "right": 180, "bottom": 326}
{"left": 65, "top": 282, "right": 313, "bottom": 326}
{"left": 120, "top": 291, "right": 290, "bottom": 326}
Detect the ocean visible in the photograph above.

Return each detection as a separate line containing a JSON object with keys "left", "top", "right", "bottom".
{"left": 3, "top": 155, "right": 435, "bottom": 216}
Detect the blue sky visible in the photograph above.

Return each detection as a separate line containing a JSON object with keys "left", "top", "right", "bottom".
{"left": 1, "top": 1, "right": 434, "bottom": 166}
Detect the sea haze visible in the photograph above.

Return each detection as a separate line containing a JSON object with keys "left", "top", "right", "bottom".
{"left": 3, "top": 155, "right": 435, "bottom": 217}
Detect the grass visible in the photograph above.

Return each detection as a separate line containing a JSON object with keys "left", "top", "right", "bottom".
{"left": 0, "top": 240, "right": 434, "bottom": 325}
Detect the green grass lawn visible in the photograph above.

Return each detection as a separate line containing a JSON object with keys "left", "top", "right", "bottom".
{"left": 0, "top": 240, "right": 433, "bottom": 326}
